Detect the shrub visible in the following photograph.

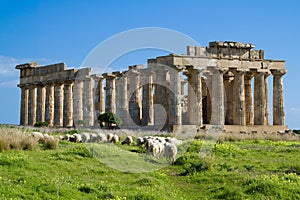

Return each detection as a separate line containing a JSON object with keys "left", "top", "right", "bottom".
{"left": 34, "top": 121, "right": 48, "bottom": 127}
{"left": 97, "top": 112, "right": 122, "bottom": 129}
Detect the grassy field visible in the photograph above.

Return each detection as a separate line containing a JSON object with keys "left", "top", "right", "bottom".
{"left": 1, "top": 126, "right": 300, "bottom": 199}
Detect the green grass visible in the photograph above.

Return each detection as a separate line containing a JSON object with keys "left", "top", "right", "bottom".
{"left": 1, "top": 130, "right": 300, "bottom": 199}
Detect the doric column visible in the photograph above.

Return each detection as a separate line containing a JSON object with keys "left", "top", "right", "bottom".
{"left": 141, "top": 70, "right": 154, "bottom": 126}
{"left": 73, "top": 79, "right": 84, "bottom": 126}
{"left": 209, "top": 67, "right": 226, "bottom": 126}
{"left": 36, "top": 84, "right": 46, "bottom": 123}
{"left": 54, "top": 82, "right": 64, "bottom": 127}
{"left": 99, "top": 76, "right": 105, "bottom": 114}
{"left": 254, "top": 71, "right": 266, "bottom": 125}
{"left": 20, "top": 86, "right": 29, "bottom": 126}
{"left": 28, "top": 85, "right": 37, "bottom": 126}
{"left": 169, "top": 67, "right": 182, "bottom": 126}
{"left": 114, "top": 72, "right": 129, "bottom": 125}
{"left": 187, "top": 67, "right": 202, "bottom": 127}
{"left": 63, "top": 81, "right": 73, "bottom": 127}
{"left": 128, "top": 70, "right": 141, "bottom": 125}
{"left": 264, "top": 73, "right": 270, "bottom": 125}
{"left": 224, "top": 72, "right": 234, "bottom": 125}
{"left": 45, "top": 83, "right": 54, "bottom": 126}
{"left": 232, "top": 70, "right": 246, "bottom": 125}
{"left": 83, "top": 77, "right": 94, "bottom": 127}
{"left": 245, "top": 72, "right": 254, "bottom": 125}
{"left": 272, "top": 69, "right": 286, "bottom": 125}
{"left": 104, "top": 73, "right": 116, "bottom": 113}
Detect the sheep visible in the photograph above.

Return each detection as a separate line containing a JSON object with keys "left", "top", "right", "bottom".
{"left": 43, "top": 134, "right": 54, "bottom": 141}
{"left": 164, "top": 143, "right": 177, "bottom": 164}
{"left": 63, "top": 134, "right": 71, "bottom": 141}
{"left": 144, "top": 138, "right": 154, "bottom": 151}
{"left": 90, "top": 133, "right": 99, "bottom": 143}
{"left": 72, "top": 134, "right": 82, "bottom": 143}
{"left": 111, "top": 135, "right": 119, "bottom": 143}
{"left": 121, "top": 136, "right": 133, "bottom": 145}
{"left": 31, "top": 132, "right": 44, "bottom": 141}
{"left": 165, "top": 137, "right": 182, "bottom": 145}
{"left": 107, "top": 133, "right": 114, "bottom": 142}
{"left": 81, "top": 132, "right": 91, "bottom": 143}
{"left": 148, "top": 141, "right": 164, "bottom": 159}
{"left": 136, "top": 137, "right": 144, "bottom": 147}
{"left": 97, "top": 133, "right": 107, "bottom": 142}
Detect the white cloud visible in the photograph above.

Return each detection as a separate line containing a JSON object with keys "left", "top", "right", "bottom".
{"left": 287, "top": 107, "right": 300, "bottom": 113}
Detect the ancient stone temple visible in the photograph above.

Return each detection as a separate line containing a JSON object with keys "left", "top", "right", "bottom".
{"left": 16, "top": 41, "right": 288, "bottom": 133}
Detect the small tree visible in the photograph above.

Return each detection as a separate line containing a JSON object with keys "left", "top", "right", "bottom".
{"left": 97, "top": 112, "right": 122, "bottom": 129}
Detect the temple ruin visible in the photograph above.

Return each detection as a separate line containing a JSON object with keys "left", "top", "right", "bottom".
{"left": 16, "top": 41, "right": 288, "bottom": 133}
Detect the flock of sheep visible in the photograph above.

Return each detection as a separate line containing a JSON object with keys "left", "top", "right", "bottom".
{"left": 61, "top": 132, "right": 182, "bottom": 164}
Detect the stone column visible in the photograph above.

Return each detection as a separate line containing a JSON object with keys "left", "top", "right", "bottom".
{"left": 20, "top": 86, "right": 29, "bottom": 126}
{"left": 224, "top": 72, "right": 234, "bottom": 125}
{"left": 232, "top": 70, "right": 246, "bottom": 125}
{"left": 245, "top": 72, "right": 254, "bottom": 125}
{"left": 114, "top": 72, "right": 129, "bottom": 125}
{"left": 99, "top": 76, "right": 105, "bottom": 114}
{"left": 73, "top": 79, "right": 84, "bottom": 126}
{"left": 187, "top": 68, "right": 202, "bottom": 127}
{"left": 264, "top": 73, "right": 270, "bottom": 125}
{"left": 169, "top": 66, "right": 182, "bottom": 127}
{"left": 254, "top": 71, "right": 266, "bottom": 125}
{"left": 128, "top": 70, "right": 141, "bottom": 125}
{"left": 28, "top": 85, "right": 37, "bottom": 126}
{"left": 54, "top": 82, "right": 64, "bottom": 127}
{"left": 83, "top": 77, "right": 94, "bottom": 127}
{"left": 36, "top": 84, "right": 46, "bottom": 123}
{"left": 209, "top": 68, "right": 225, "bottom": 126}
{"left": 272, "top": 69, "right": 286, "bottom": 125}
{"left": 45, "top": 83, "right": 54, "bottom": 126}
{"left": 181, "top": 79, "right": 187, "bottom": 96}
{"left": 104, "top": 73, "right": 116, "bottom": 113}
{"left": 141, "top": 70, "right": 154, "bottom": 126}
{"left": 63, "top": 81, "right": 73, "bottom": 127}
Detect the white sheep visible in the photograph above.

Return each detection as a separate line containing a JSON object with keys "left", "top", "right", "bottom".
{"left": 97, "top": 133, "right": 107, "bottom": 142}
{"left": 81, "top": 132, "right": 91, "bottom": 143}
{"left": 90, "top": 133, "right": 99, "bottom": 143}
{"left": 31, "top": 132, "right": 44, "bottom": 141}
{"left": 107, "top": 133, "right": 114, "bottom": 142}
{"left": 111, "top": 135, "right": 119, "bottom": 143}
{"left": 121, "top": 136, "right": 133, "bottom": 145}
{"left": 72, "top": 134, "right": 82, "bottom": 143}
{"left": 164, "top": 143, "right": 177, "bottom": 164}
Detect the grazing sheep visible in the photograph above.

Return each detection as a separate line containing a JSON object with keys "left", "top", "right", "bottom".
{"left": 165, "top": 137, "right": 182, "bottom": 145}
{"left": 164, "top": 143, "right": 177, "bottom": 164}
{"left": 107, "top": 133, "right": 114, "bottom": 142}
{"left": 43, "top": 134, "right": 54, "bottom": 141}
{"left": 97, "top": 133, "right": 107, "bottom": 142}
{"left": 90, "top": 133, "right": 99, "bottom": 143}
{"left": 111, "top": 135, "right": 119, "bottom": 143}
{"left": 81, "top": 132, "right": 91, "bottom": 143}
{"left": 144, "top": 138, "right": 154, "bottom": 151}
{"left": 136, "top": 137, "right": 144, "bottom": 147}
{"left": 72, "top": 134, "right": 82, "bottom": 143}
{"left": 121, "top": 136, "right": 133, "bottom": 145}
{"left": 63, "top": 134, "right": 71, "bottom": 141}
{"left": 32, "top": 132, "right": 44, "bottom": 141}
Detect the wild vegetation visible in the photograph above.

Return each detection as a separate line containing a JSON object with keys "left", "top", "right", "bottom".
{"left": 0, "top": 125, "right": 300, "bottom": 199}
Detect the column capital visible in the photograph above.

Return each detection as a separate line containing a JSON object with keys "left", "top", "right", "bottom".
{"left": 271, "top": 69, "right": 287, "bottom": 76}
{"left": 103, "top": 73, "right": 116, "bottom": 79}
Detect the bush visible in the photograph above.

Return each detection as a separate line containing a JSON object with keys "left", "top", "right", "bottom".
{"left": 34, "top": 121, "right": 48, "bottom": 127}
{"left": 97, "top": 112, "right": 122, "bottom": 129}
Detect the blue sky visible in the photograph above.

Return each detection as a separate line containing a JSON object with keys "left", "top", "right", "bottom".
{"left": 0, "top": 0, "right": 300, "bottom": 129}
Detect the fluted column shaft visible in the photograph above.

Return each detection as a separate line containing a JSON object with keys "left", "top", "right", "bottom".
{"left": 233, "top": 70, "right": 246, "bottom": 125}
{"left": 245, "top": 73, "right": 254, "bottom": 125}
{"left": 83, "top": 77, "right": 94, "bottom": 126}
{"left": 210, "top": 68, "right": 225, "bottom": 126}
{"left": 128, "top": 71, "right": 141, "bottom": 125}
{"left": 254, "top": 72, "right": 266, "bottom": 125}
{"left": 272, "top": 70, "right": 286, "bottom": 125}
{"left": 141, "top": 71, "right": 154, "bottom": 126}
{"left": 28, "top": 86, "right": 37, "bottom": 126}
{"left": 36, "top": 84, "right": 46, "bottom": 123}
{"left": 45, "top": 84, "right": 54, "bottom": 126}
{"left": 104, "top": 74, "right": 116, "bottom": 113}
{"left": 73, "top": 79, "right": 83, "bottom": 125}
{"left": 169, "top": 68, "right": 182, "bottom": 126}
{"left": 63, "top": 81, "right": 73, "bottom": 127}
{"left": 54, "top": 82, "right": 64, "bottom": 127}
{"left": 20, "top": 86, "right": 29, "bottom": 126}
{"left": 264, "top": 73, "right": 270, "bottom": 125}
{"left": 187, "top": 68, "right": 202, "bottom": 126}
{"left": 99, "top": 77, "right": 105, "bottom": 114}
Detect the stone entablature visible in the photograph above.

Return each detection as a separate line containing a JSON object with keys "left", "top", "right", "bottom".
{"left": 16, "top": 41, "right": 288, "bottom": 132}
